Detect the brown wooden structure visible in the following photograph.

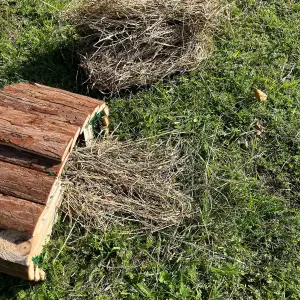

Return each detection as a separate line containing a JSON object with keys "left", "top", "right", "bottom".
{"left": 0, "top": 82, "right": 107, "bottom": 281}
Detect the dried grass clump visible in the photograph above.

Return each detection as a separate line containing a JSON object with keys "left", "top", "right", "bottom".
{"left": 62, "top": 138, "right": 192, "bottom": 232}
{"left": 67, "top": 0, "right": 219, "bottom": 92}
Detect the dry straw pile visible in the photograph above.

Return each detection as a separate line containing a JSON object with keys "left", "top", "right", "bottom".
{"left": 62, "top": 138, "right": 192, "bottom": 232}
{"left": 67, "top": 0, "right": 219, "bottom": 92}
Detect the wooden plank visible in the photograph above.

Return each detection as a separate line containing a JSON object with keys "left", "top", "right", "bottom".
{"left": 0, "top": 106, "right": 80, "bottom": 161}
{"left": 0, "top": 145, "right": 63, "bottom": 176}
{"left": 0, "top": 194, "right": 44, "bottom": 235}
{"left": 0, "top": 229, "right": 31, "bottom": 265}
{"left": 0, "top": 258, "right": 31, "bottom": 280}
{"left": 0, "top": 161, "right": 56, "bottom": 204}
{"left": 0, "top": 230, "right": 45, "bottom": 281}
{"left": 32, "top": 181, "right": 63, "bottom": 254}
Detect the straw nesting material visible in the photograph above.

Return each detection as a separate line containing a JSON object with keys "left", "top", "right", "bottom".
{"left": 67, "top": 0, "right": 219, "bottom": 92}
{"left": 62, "top": 138, "right": 192, "bottom": 232}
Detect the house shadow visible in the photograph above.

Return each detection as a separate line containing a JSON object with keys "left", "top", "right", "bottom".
{"left": 3, "top": 38, "right": 182, "bottom": 100}
{"left": 0, "top": 274, "right": 33, "bottom": 298}
{"left": 2, "top": 42, "right": 86, "bottom": 94}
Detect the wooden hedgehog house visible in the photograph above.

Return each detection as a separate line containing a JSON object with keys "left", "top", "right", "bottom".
{"left": 0, "top": 82, "right": 108, "bottom": 281}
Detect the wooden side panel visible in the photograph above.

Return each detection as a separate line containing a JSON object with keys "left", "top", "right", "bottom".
{"left": 0, "top": 230, "right": 45, "bottom": 281}
{"left": 0, "top": 195, "right": 44, "bottom": 235}
{"left": 0, "top": 106, "right": 80, "bottom": 161}
{"left": 0, "top": 161, "right": 56, "bottom": 204}
{"left": 32, "top": 182, "right": 63, "bottom": 255}
{"left": 0, "top": 229, "right": 31, "bottom": 265}
{"left": 0, "top": 258, "right": 30, "bottom": 280}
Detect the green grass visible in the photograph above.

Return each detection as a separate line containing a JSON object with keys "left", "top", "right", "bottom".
{"left": 0, "top": 0, "right": 300, "bottom": 299}
{"left": 0, "top": 0, "right": 79, "bottom": 90}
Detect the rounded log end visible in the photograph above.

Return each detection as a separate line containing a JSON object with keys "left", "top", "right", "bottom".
{"left": 17, "top": 241, "right": 32, "bottom": 256}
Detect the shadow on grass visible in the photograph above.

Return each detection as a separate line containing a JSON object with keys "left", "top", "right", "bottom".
{"left": 0, "top": 274, "right": 33, "bottom": 299}
{"left": 2, "top": 42, "right": 86, "bottom": 94}
{"left": 2, "top": 37, "right": 185, "bottom": 101}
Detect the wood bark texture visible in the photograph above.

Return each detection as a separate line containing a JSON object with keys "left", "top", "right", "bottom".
{"left": 2, "top": 82, "right": 105, "bottom": 130}
{"left": 0, "top": 161, "right": 56, "bottom": 204}
{"left": 0, "top": 194, "right": 44, "bottom": 235}
{"left": 0, "top": 82, "right": 106, "bottom": 281}
{"left": 0, "top": 145, "right": 63, "bottom": 175}
{"left": 0, "top": 106, "right": 80, "bottom": 161}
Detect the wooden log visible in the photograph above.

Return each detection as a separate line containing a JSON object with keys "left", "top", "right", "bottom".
{"left": 0, "top": 145, "right": 62, "bottom": 176}
{"left": 0, "top": 194, "right": 44, "bottom": 235}
{"left": 26, "top": 82, "right": 103, "bottom": 110}
{"left": 0, "top": 230, "right": 32, "bottom": 265}
{"left": 0, "top": 182, "right": 63, "bottom": 281}
{"left": 2, "top": 83, "right": 105, "bottom": 132}
{"left": 0, "top": 161, "right": 56, "bottom": 204}
{"left": 0, "top": 106, "right": 80, "bottom": 161}
{"left": 0, "top": 230, "right": 45, "bottom": 281}
{"left": 3, "top": 82, "right": 100, "bottom": 108}
{"left": 0, "top": 91, "right": 105, "bottom": 129}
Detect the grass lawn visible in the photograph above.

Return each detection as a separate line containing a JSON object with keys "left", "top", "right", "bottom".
{"left": 0, "top": 0, "right": 300, "bottom": 299}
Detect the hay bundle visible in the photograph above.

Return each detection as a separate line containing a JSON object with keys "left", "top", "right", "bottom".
{"left": 67, "top": 0, "right": 219, "bottom": 92}
{"left": 62, "top": 138, "right": 192, "bottom": 232}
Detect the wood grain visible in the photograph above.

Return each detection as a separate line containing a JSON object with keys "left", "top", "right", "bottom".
{"left": 0, "top": 161, "right": 56, "bottom": 204}
{"left": 2, "top": 82, "right": 105, "bottom": 128}
{"left": 0, "top": 229, "right": 31, "bottom": 265}
{"left": 0, "top": 194, "right": 44, "bottom": 235}
{"left": 0, "top": 145, "right": 63, "bottom": 176}
{"left": 0, "top": 230, "right": 45, "bottom": 281}
{"left": 0, "top": 106, "right": 80, "bottom": 161}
